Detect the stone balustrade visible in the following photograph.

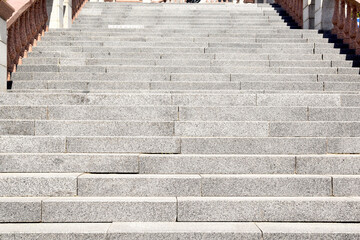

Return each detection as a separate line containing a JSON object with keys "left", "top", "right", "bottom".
{"left": 332, "top": 0, "right": 360, "bottom": 54}
{"left": 277, "top": 0, "right": 360, "bottom": 55}
{"left": 6, "top": 0, "right": 48, "bottom": 81}
{"left": 275, "top": 0, "right": 303, "bottom": 27}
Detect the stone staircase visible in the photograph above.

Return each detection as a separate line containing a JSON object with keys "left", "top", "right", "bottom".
{"left": 1, "top": 2, "right": 360, "bottom": 238}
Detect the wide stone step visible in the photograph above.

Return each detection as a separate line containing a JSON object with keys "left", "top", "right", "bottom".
{"left": 3, "top": 196, "right": 360, "bottom": 223}
{"left": 177, "top": 197, "right": 360, "bottom": 222}
{"left": 77, "top": 174, "right": 339, "bottom": 197}
{"left": 1, "top": 153, "right": 358, "bottom": 174}
{"left": 15, "top": 65, "right": 358, "bottom": 75}
{"left": 32, "top": 42, "right": 335, "bottom": 49}
{"left": 21, "top": 53, "right": 330, "bottom": 61}
{"left": 0, "top": 222, "right": 359, "bottom": 239}
{"left": 21, "top": 58, "right": 336, "bottom": 68}
{"left": 139, "top": 154, "right": 360, "bottom": 175}
{"left": 0, "top": 197, "right": 177, "bottom": 223}
{"left": 38, "top": 36, "right": 328, "bottom": 46}
{"left": 0, "top": 105, "right": 306, "bottom": 120}
{"left": 12, "top": 80, "right": 334, "bottom": 92}
{"left": 42, "top": 32, "right": 317, "bottom": 38}
{"left": 0, "top": 135, "right": 358, "bottom": 154}
{"left": 0, "top": 136, "right": 181, "bottom": 153}
{"left": 4, "top": 105, "right": 360, "bottom": 120}
{"left": 3, "top": 120, "right": 360, "bottom": 137}
{"left": 17, "top": 72, "right": 359, "bottom": 83}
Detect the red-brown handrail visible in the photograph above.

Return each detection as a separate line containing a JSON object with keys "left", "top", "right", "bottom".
{"left": 72, "top": 0, "right": 88, "bottom": 20}
{"left": 6, "top": 0, "right": 48, "bottom": 78}
{"left": 332, "top": 0, "right": 360, "bottom": 54}
{"left": 275, "top": 0, "right": 303, "bottom": 27}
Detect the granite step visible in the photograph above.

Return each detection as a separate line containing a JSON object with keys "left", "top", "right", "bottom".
{"left": 3, "top": 120, "right": 360, "bottom": 137}
{"left": 2, "top": 196, "right": 360, "bottom": 223}
{"left": 0, "top": 222, "right": 359, "bottom": 239}
{"left": 1, "top": 153, "right": 360, "bottom": 175}
{"left": 77, "top": 174, "right": 338, "bottom": 197}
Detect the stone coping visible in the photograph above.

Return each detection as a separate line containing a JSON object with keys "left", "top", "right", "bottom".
{"left": 0, "top": 0, "right": 15, "bottom": 21}
{"left": 6, "top": 0, "right": 34, "bottom": 28}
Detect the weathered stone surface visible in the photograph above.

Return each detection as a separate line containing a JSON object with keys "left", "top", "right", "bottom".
{"left": 42, "top": 197, "right": 177, "bottom": 222}
{"left": 333, "top": 176, "right": 360, "bottom": 196}
{"left": 269, "top": 122, "right": 360, "bottom": 137}
{"left": 48, "top": 106, "right": 178, "bottom": 121}
{"left": 258, "top": 223, "right": 360, "bottom": 240}
{"left": 257, "top": 94, "right": 341, "bottom": 107}
{"left": 78, "top": 174, "right": 201, "bottom": 197}
{"left": 0, "top": 121, "right": 34, "bottom": 135}
{"left": 173, "top": 94, "right": 256, "bottom": 106}
{"left": 66, "top": 137, "right": 180, "bottom": 153}
{"left": 179, "top": 107, "right": 307, "bottom": 121}
{"left": 175, "top": 122, "right": 268, "bottom": 137}
{"left": 201, "top": 175, "right": 331, "bottom": 197}
{"left": 327, "top": 138, "right": 360, "bottom": 154}
{"left": 0, "top": 173, "right": 79, "bottom": 197}
{"left": 0, "top": 198, "right": 42, "bottom": 222}
{"left": 309, "top": 108, "right": 360, "bottom": 121}
{"left": 181, "top": 137, "right": 327, "bottom": 154}
{"left": 107, "top": 222, "right": 261, "bottom": 240}
{"left": 139, "top": 154, "right": 295, "bottom": 174}
{"left": 296, "top": 155, "right": 360, "bottom": 174}
{"left": 0, "top": 223, "right": 111, "bottom": 240}
{"left": 0, "top": 106, "right": 47, "bottom": 120}
{"left": 177, "top": 197, "right": 360, "bottom": 222}
{"left": 35, "top": 121, "right": 174, "bottom": 136}
{"left": 0, "top": 153, "right": 139, "bottom": 173}
{"left": 0, "top": 137, "right": 65, "bottom": 153}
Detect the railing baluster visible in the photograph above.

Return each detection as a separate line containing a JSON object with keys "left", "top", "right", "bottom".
{"left": 332, "top": 0, "right": 340, "bottom": 35}
{"left": 338, "top": 0, "right": 346, "bottom": 39}
{"left": 349, "top": 1, "right": 357, "bottom": 50}
{"left": 344, "top": 0, "right": 351, "bottom": 44}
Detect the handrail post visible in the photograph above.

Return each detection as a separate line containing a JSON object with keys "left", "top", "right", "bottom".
{"left": 344, "top": 0, "right": 351, "bottom": 44}
{"left": 349, "top": 1, "right": 357, "bottom": 49}
{"left": 338, "top": 0, "right": 346, "bottom": 39}
{"left": 49, "top": 0, "right": 64, "bottom": 28}
{"left": 64, "top": 0, "right": 73, "bottom": 28}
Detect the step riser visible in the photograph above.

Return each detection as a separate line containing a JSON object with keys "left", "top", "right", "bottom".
{"left": 0, "top": 136, "right": 359, "bottom": 154}
{"left": 1, "top": 154, "right": 360, "bottom": 175}
{"left": 3, "top": 120, "right": 360, "bottom": 137}
{"left": 3, "top": 174, "right": 357, "bottom": 197}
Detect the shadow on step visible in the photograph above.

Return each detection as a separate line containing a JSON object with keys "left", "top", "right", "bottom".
{"left": 271, "top": 3, "right": 360, "bottom": 70}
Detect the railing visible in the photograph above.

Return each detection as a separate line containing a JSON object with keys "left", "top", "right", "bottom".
{"left": 72, "top": 0, "right": 88, "bottom": 20}
{"left": 332, "top": 0, "right": 360, "bottom": 54}
{"left": 275, "top": 0, "right": 303, "bottom": 27}
{"left": 7, "top": 0, "right": 48, "bottom": 78}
